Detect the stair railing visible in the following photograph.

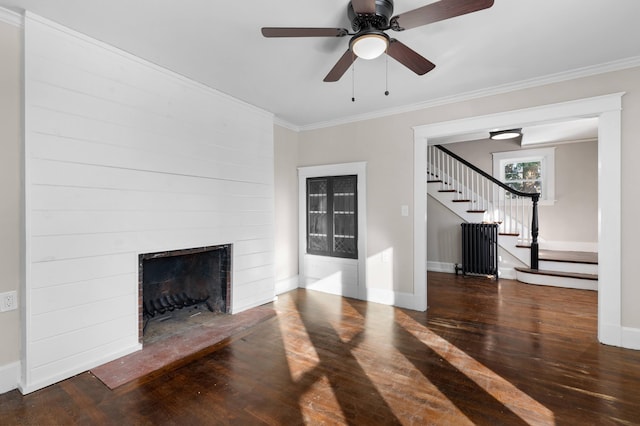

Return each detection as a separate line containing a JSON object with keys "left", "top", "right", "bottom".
{"left": 428, "top": 144, "right": 540, "bottom": 269}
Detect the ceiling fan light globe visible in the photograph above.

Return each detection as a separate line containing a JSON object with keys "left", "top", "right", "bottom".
{"left": 352, "top": 34, "right": 388, "bottom": 60}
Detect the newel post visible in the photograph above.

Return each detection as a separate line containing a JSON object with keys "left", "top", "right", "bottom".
{"left": 530, "top": 195, "right": 539, "bottom": 269}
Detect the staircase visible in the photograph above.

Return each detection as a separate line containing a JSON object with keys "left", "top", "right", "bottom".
{"left": 427, "top": 145, "right": 598, "bottom": 291}
{"left": 514, "top": 249, "right": 598, "bottom": 291}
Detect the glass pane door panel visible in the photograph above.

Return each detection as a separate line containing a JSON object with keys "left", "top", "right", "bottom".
{"left": 306, "top": 175, "right": 357, "bottom": 258}
{"left": 332, "top": 176, "right": 357, "bottom": 256}
{"left": 307, "top": 178, "right": 329, "bottom": 253}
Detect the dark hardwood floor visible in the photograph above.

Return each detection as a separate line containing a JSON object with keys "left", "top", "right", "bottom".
{"left": 2, "top": 272, "right": 640, "bottom": 425}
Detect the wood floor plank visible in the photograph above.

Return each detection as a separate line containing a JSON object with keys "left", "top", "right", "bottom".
{"left": 2, "top": 272, "right": 640, "bottom": 425}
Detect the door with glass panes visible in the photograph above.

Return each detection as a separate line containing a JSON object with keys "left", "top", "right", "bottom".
{"left": 306, "top": 175, "right": 358, "bottom": 259}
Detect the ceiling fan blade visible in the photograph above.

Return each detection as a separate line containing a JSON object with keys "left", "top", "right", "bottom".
{"left": 351, "top": 0, "right": 376, "bottom": 14}
{"left": 386, "top": 39, "right": 435, "bottom": 75}
{"left": 391, "top": 0, "right": 494, "bottom": 31}
{"left": 324, "top": 50, "right": 357, "bottom": 82}
{"left": 261, "top": 27, "right": 349, "bottom": 37}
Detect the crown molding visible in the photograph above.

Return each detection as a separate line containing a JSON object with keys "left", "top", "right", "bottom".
{"left": 299, "top": 55, "right": 640, "bottom": 132}
{"left": 273, "top": 116, "right": 300, "bottom": 132}
{"left": 0, "top": 6, "right": 23, "bottom": 27}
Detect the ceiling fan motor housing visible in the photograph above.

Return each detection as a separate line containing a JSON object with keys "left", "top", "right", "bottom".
{"left": 348, "top": 0, "right": 394, "bottom": 32}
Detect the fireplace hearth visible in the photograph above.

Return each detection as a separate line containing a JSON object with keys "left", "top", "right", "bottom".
{"left": 138, "top": 244, "right": 231, "bottom": 343}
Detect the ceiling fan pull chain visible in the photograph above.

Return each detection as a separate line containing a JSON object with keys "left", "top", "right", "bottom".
{"left": 385, "top": 51, "right": 390, "bottom": 96}
{"left": 352, "top": 56, "right": 356, "bottom": 102}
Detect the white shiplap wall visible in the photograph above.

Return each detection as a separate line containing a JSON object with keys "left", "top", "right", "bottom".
{"left": 23, "top": 13, "right": 275, "bottom": 393}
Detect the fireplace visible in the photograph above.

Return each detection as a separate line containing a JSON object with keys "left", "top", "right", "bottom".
{"left": 138, "top": 244, "right": 232, "bottom": 343}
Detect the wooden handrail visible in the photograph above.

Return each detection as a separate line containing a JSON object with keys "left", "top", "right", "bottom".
{"left": 434, "top": 145, "right": 539, "bottom": 201}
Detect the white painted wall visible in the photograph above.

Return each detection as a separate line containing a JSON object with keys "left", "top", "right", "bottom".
{"left": 22, "top": 13, "right": 275, "bottom": 393}
{"left": 427, "top": 195, "right": 463, "bottom": 268}
{"left": 273, "top": 125, "right": 299, "bottom": 294}
{"left": 0, "top": 16, "right": 21, "bottom": 395}
{"left": 298, "top": 122, "right": 415, "bottom": 299}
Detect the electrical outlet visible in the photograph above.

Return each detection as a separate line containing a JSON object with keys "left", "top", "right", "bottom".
{"left": 0, "top": 291, "right": 17, "bottom": 312}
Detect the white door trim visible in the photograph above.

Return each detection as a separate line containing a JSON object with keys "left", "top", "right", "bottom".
{"left": 413, "top": 93, "right": 625, "bottom": 347}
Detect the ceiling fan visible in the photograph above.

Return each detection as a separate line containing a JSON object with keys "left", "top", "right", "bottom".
{"left": 262, "top": 0, "right": 494, "bottom": 82}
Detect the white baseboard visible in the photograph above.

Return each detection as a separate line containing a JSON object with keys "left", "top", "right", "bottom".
{"left": 499, "top": 267, "right": 517, "bottom": 280}
{"left": 598, "top": 323, "right": 640, "bottom": 351}
{"left": 19, "top": 342, "right": 142, "bottom": 395}
{"left": 302, "top": 281, "right": 426, "bottom": 312}
{"left": 303, "top": 278, "right": 359, "bottom": 299}
{"left": 599, "top": 322, "right": 622, "bottom": 347}
{"left": 232, "top": 294, "right": 279, "bottom": 314}
{"left": 0, "top": 361, "right": 19, "bottom": 395}
{"left": 275, "top": 275, "right": 299, "bottom": 295}
{"left": 359, "top": 287, "right": 426, "bottom": 311}
{"left": 426, "top": 261, "right": 516, "bottom": 280}
{"left": 622, "top": 327, "right": 640, "bottom": 350}
{"left": 427, "top": 261, "right": 456, "bottom": 273}
{"left": 392, "top": 290, "right": 428, "bottom": 311}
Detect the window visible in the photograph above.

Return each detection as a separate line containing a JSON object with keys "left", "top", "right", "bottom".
{"left": 492, "top": 147, "right": 555, "bottom": 204}
{"left": 307, "top": 175, "right": 358, "bottom": 259}
{"left": 503, "top": 160, "right": 542, "bottom": 194}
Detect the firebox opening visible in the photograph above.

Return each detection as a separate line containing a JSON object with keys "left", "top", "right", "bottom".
{"left": 138, "top": 244, "right": 231, "bottom": 344}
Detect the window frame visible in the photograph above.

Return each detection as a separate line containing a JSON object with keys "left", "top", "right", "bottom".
{"left": 492, "top": 147, "right": 556, "bottom": 205}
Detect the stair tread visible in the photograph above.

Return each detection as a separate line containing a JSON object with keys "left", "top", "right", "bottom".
{"left": 516, "top": 247, "right": 598, "bottom": 264}
{"left": 540, "top": 249, "right": 598, "bottom": 264}
{"left": 515, "top": 267, "right": 598, "bottom": 281}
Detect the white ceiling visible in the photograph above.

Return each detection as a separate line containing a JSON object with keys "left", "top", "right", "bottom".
{"left": 1, "top": 0, "right": 640, "bottom": 130}
{"left": 431, "top": 117, "right": 599, "bottom": 146}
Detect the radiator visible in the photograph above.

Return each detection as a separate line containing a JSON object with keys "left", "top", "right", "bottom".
{"left": 456, "top": 223, "right": 499, "bottom": 278}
